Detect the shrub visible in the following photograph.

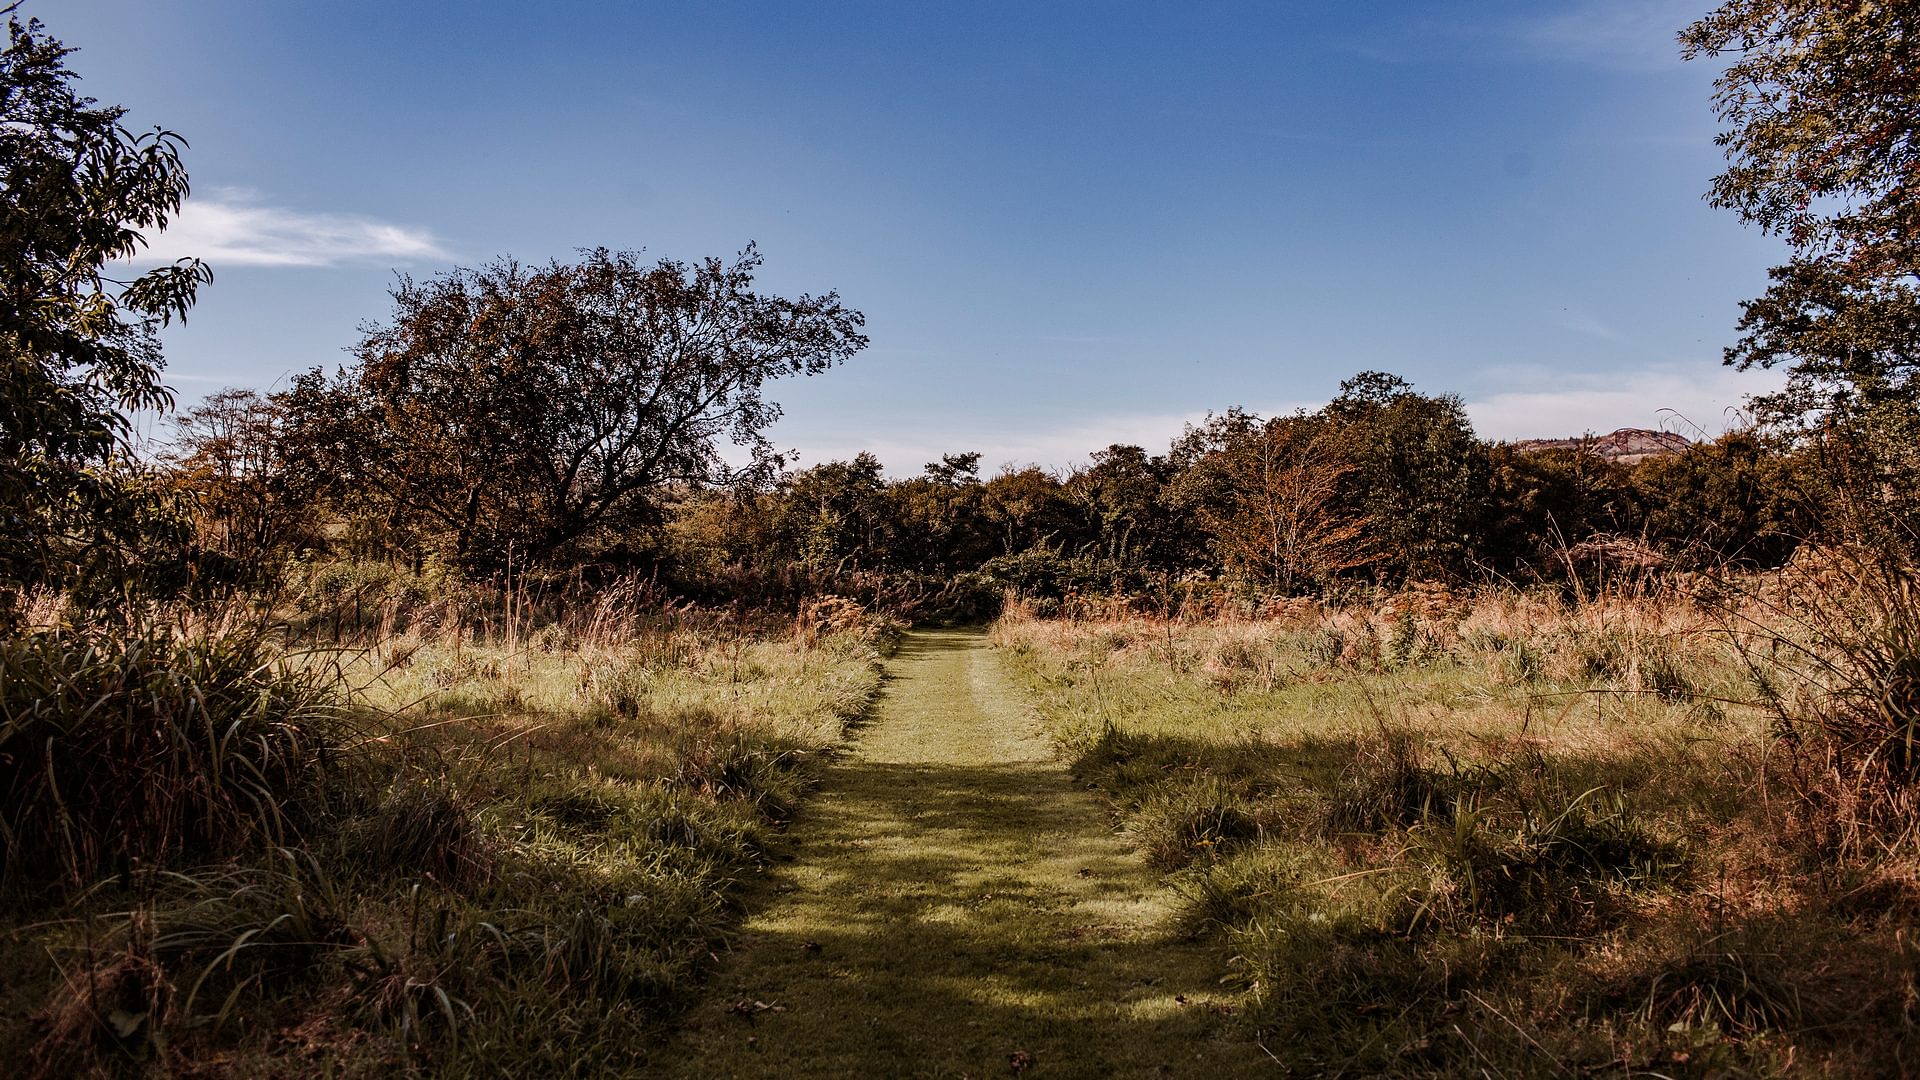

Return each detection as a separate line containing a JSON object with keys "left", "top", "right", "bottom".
{"left": 1325, "top": 728, "right": 1453, "bottom": 834}
{"left": 356, "top": 777, "right": 491, "bottom": 887}
{"left": 1408, "top": 786, "right": 1685, "bottom": 932}
{"left": 669, "top": 730, "right": 810, "bottom": 820}
{"left": 1744, "top": 548, "right": 1920, "bottom": 854}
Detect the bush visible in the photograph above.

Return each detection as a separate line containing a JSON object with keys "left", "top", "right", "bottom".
{"left": 979, "top": 548, "right": 1105, "bottom": 606}
{"left": 1325, "top": 728, "right": 1454, "bottom": 834}
{"left": 1408, "top": 786, "right": 1685, "bottom": 932}
{"left": 355, "top": 777, "right": 491, "bottom": 887}
{"left": 0, "top": 627, "right": 344, "bottom": 889}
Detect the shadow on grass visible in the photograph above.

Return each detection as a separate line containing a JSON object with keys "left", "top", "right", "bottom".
{"left": 662, "top": 766, "right": 1262, "bottom": 1076}
{"left": 655, "top": 629, "right": 1270, "bottom": 1077}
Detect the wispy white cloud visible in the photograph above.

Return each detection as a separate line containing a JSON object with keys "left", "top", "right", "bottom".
{"left": 1510, "top": 0, "right": 1700, "bottom": 70}
{"left": 1464, "top": 364, "right": 1785, "bottom": 442}
{"left": 1556, "top": 308, "right": 1624, "bottom": 344}
{"left": 125, "top": 189, "right": 449, "bottom": 269}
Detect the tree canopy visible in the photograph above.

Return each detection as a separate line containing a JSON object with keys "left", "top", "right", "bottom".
{"left": 0, "top": 13, "right": 210, "bottom": 615}
{"left": 1684, "top": 2, "right": 1920, "bottom": 424}
{"left": 285, "top": 246, "right": 867, "bottom": 569}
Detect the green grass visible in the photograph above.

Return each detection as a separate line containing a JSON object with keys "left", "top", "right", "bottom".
{"left": 0, "top": 608, "right": 887, "bottom": 1078}
{"left": 991, "top": 596, "right": 1920, "bottom": 1077}
{"left": 652, "top": 629, "right": 1268, "bottom": 1077}
{"left": 16, "top": 579, "right": 1920, "bottom": 1075}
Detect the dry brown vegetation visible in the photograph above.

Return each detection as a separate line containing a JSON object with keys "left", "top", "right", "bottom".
{"left": 0, "top": 575, "right": 894, "bottom": 1077}
{"left": 993, "top": 559, "right": 1920, "bottom": 1076}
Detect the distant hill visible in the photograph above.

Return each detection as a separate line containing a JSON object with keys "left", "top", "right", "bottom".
{"left": 1511, "top": 428, "right": 1691, "bottom": 464}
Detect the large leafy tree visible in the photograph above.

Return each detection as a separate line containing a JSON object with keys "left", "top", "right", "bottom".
{"left": 1684, "top": 2, "right": 1920, "bottom": 550}
{"left": 0, "top": 12, "right": 210, "bottom": 616}
{"left": 980, "top": 467, "right": 1075, "bottom": 557}
{"left": 774, "top": 452, "right": 892, "bottom": 572}
{"left": 289, "top": 246, "right": 866, "bottom": 569}
{"left": 1683, "top": 2, "right": 1920, "bottom": 423}
{"left": 1066, "top": 444, "right": 1199, "bottom": 574}
{"left": 165, "top": 388, "right": 326, "bottom": 578}
{"left": 1480, "top": 442, "right": 1631, "bottom": 576}
{"left": 1319, "top": 372, "right": 1489, "bottom": 581}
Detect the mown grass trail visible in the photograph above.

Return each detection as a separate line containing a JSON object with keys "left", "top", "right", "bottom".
{"left": 657, "top": 628, "right": 1264, "bottom": 1078}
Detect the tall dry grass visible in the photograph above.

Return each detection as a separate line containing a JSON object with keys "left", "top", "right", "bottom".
{"left": 992, "top": 576, "right": 1920, "bottom": 1075}
{"left": 1, "top": 576, "right": 893, "bottom": 1077}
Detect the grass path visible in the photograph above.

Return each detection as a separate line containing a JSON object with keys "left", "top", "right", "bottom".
{"left": 655, "top": 628, "right": 1266, "bottom": 1078}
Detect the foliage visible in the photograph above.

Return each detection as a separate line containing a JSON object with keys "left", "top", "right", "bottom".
{"left": 772, "top": 451, "right": 893, "bottom": 571}
{"left": 1065, "top": 443, "right": 1199, "bottom": 573}
{"left": 0, "top": 13, "right": 211, "bottom": 620}
{"left": 1629, "top": 431, "right": 1805, "bottom": 568}
{"left": 979, "top": 465, "right": 1076, "bottom": 557}
{"left": 1683, "top": 2, "right": 1920, "bottom": 561}
{"left": 166, "top": 387, "right": 327, "bottom": 582}
{"left": 169, "top": 357, "right": 1856, "bottom": 616}
{"left": 1319, "top": 372, "right": 1490, "bottom": 581}
{"left": 279, "top": 246, "right": 866, "bottom": 570}
{"left": 978, "top": 546, "right": 1105, "bottom": 607}
{"left": 1192, "top": 412, "right": 1379, "bottom": 592}
{"left": 1480, "top": 442, "right": 1631, "bottom": 575}
{"left": 1684, "top": 2, "right": 1920, "bottom": 424}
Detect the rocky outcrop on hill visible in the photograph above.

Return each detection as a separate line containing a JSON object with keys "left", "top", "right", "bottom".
{"left": 1511, "top": 428, "right": 1690, "bottom": 464}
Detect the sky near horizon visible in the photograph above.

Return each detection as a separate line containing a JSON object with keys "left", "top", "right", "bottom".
{"left": 62, "top": 0, "right": 1785, "bottom": 475}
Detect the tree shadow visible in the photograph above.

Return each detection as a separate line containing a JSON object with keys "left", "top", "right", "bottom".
{"left": 654, "top": 632, "right": 1274, "bottom": 1077}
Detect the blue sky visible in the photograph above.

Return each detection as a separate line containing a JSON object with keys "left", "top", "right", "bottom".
{"left": 63, "top": 0, "right": 1782, "bottom": 473}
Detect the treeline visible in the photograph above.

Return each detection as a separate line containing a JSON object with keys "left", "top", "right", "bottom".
{"left": 4, "top": 0, "right": 1902, "bottom": 628}
{"left": 161, "top": 365, "right": 1816, "bottom": 619}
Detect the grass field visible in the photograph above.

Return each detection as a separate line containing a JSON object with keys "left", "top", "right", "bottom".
{"left": 655, "top": 628, "right": 1266, "bottom": 1078}
{"left": 11, "top": 573, "right": 1920, "bottom": 1077}
{"left": 991, "top": 585, "right": 1920, "bottom": 1077}
{"left": 0, "top": 595, "right": 889, "bottom": 1077}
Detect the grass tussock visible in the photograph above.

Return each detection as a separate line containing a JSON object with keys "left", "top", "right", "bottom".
{"left": 994, "top": 578, "right": 1920, "bottom": 1076}
{"left": 0, "top": 627, "right": 345, "bottom": 890}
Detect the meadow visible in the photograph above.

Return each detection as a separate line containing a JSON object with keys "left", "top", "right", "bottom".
{"left": 11, "top": 559, "right": 1920, "bottom": 1077}
{"left": 0, "top": 572, "right": 891, "bottom": 1077}
{"left": 9, "top": 3, "right": 1920, "bottom": 1074}
{"left": 991, "top": 566, "right": 1920, "bottom": 1076}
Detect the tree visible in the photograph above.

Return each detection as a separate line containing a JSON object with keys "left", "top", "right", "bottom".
{"left": 287, "top": 246, "right": 866, "bottom": 569}
{"left": 1066, "top": 445, "right": 1200, "bottom": 574}
{"left": 773, "top": 452, "right": 892, "bottom": 572}
{"left": 1683, "top": 3, "right": 1920, "bottom": 425}
{"left": 1683, "top": 3, "right": 1920, "bottom": 552}
{"left": 1480, "top": 442, "right": 1631, "bottom": 577}
{"left": 1197, "top": 414, "right": 1379, "bottom": 593}
{"left": 1628, "top": 431, "right": 1806, "bottom": 568}
{"left": 0, "top": 12, "right": 210, "bottom": 617}
{"left": 166, "top": 388, "right": 325, "bottom": 578}
{"left": 980, "top": 467, "right": 1074, "bottom": 557}
{"left": 887, "top": 453, "right": 991, "bottom": 575}
{"left": 1320, "top": 372, "right": 1489, "bottom": 581}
